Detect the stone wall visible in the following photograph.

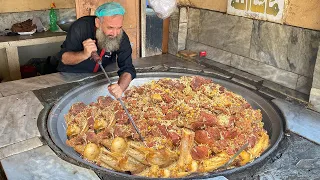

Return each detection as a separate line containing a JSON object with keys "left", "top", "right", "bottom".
{"left": 168, "top": 8, "right": 180, "bottom": 56}
{"left": 169, "top": 7, "right": 320, "bottom": 97}
{"left": 310, "top": 48, "right": 320, "bottom": 112}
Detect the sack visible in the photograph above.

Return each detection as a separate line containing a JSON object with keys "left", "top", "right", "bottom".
{"left": 148, "top": 0, "right": 177, "bottom": 19}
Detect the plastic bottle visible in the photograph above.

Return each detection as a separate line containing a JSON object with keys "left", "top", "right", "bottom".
{"left": 49, "top": 3, "right": 58, "bottom": 32}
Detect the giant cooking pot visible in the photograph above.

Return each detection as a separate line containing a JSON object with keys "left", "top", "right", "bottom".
{"left": 46, "top": 72, "right": 284, "bottom": 179}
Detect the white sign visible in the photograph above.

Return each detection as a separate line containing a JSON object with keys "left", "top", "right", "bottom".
{"left": 227, "top": 0, "right": 285, "bottom": 23}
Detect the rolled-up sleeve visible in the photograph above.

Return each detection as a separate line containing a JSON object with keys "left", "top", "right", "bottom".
{"left": 116, "top": 31, "right": 136, "bottom": 79}
{"left": 57, "top": 19, "right": 91, "bottom": 61}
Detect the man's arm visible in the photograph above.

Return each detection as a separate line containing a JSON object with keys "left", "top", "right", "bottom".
{"left": 116, "top": 31, "right": 136, "bottom": 80}
{"left": 108, "top": 31, "right": 136, "bottom": 99}
{"left": 118, "top": 72, "right": 132, "bottom": 91}
{"left": 61, "top": 51, "right": 88, "bottom": 65}
{"left": 108, "top": 72, "right": 132, "bottom": 99}
{"left": 62, "top": 39, "right": 97, "bottom": 65}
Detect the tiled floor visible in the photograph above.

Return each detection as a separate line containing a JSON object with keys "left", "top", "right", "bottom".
{"left": 0, "top": 91, "right": 42, "bottom": 149}
{"left": 1, "top": 146, "right": 99, "bottom": 180}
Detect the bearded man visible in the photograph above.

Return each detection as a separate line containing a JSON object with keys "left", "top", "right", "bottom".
{"left": 57, "top": 2, "right": 136, "bottom": 98}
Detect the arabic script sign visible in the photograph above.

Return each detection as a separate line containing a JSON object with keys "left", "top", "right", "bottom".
{"left": 227, "top": 0, "right": 285, "bottom": 23}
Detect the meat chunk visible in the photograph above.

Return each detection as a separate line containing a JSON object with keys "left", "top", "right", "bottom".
{"left": 161, "top": 94, "right": 172, "bottom": 103}
{"left": 114, "top": 124, "right": 132, "bottom": 138}
{"left": 157, "top": 124, "right": 169, "bottom": 137}
{"left": 191, "top": 146, "right": 209, "bottom": 160}
{"left": 168, "top": 132, "right": 181, "bottom": 146}
{"left": 66, "top": 136, "right": 84, "bottom": 147}
{"left": 159, "top": 78, "right": 186, "bottom": 90}
{"left": 219, "top": 86, "right": 225, "bottom": 93}
{"left": 194, "top": 130, "right": 213, "bottom": 144}
{"left": 248, "top": 135, "right": 257, "bottom": 148}
{"left": 174, "top": 82, "right": 185, "bottom": 91}
{"left": 190, "top": 76, "right": 212, "bottom": 91}
{"left": 206, "top": 127, "right": 221, "bottom": 140}
{"left": 221, "top": 130, "right": 238, "bottom": 139}
{"left": 161, "top": 105, "right": 169, "bottom": 114}
{"left": 97, "top": 96, "right": 113, "bottom": 107}
{"left": 115, "top": 110, "right": 128, "bottom": 124}
{"left": 143, "top": 111, "right": 157, "bottom": 119}
{"left": 87, "top": 116, "right": 95, "bottom": 129}
{"left": 69, "top": 102, "right": 86, "bottom": 116}
{"left": 97, "top": 128, "right": 111, "bottom": 139}
{"left": 85, "top": 131, "right": 100, "bottom": 144}
{"left": 165, "top": 111, "right": 179, "bottom": 120}
{"left": 157, "top": 124, "right": 181, "bottom": 146}
{"left": 191, "top": 111, "right": 217, "bottom": 130}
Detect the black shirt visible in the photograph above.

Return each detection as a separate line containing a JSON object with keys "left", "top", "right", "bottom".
{"left": 57, "top": 16, "right": 136, "bottom": 79}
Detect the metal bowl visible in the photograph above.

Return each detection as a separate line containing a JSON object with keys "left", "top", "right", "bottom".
{"left": 57, "top": 16, "right": 76, "bottom": 32}
{"left": 45, "top": 72, "right": 284, "bottom": 179}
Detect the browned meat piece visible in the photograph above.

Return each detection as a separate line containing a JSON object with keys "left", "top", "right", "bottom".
{"left": 97, "top": 96, "right": 113, "bottom": 108}
{"left": 85, "top": 131, "right": 100, "bottom": 144}
{"left": 191, "top": 146, "right": 209, "bottom": 160}
{"left": 219, "top": 86, "right": 225, "bottom": 93}
{"left": 143, "top": 111, "right": 157, "bottom": 119}
{"left": 161, "top": 94, "right": 172, "bottom": 103}
{"left": 168, "top": 131, "right": 181, "bottom": 146}
{"left": 87, "top": 116, "right": 94, "bottom": 129}
{"left": 115, "top": 110, "right": 128, "bottom": 124}
{"left": 221, "top": 130, "right": 238, "bottom": 139}
{"left": 174, "top": 82, "right": 185, "bottom": 91}
{"left": 97, "top": 128, "right": 111, "bottom": 139}
{"left": 69, "top": 102, "right": 86, "bottom": 116}
{"left": 248, "top": 135, "right": 257, "bottom": 148}
{"left": 190, "top": 76, "right": 212, "bottom": 91}
{"left": 114, "top": 124, "right": 132, "bottom": 138}
{"left": 242, "top": 102, "right": 251, "bottom": 109}
{"left": 157, "top": 124, "right": 169, "bottom": 137}
{"left": 66, "top": 135, "right": 84, "bottom": 147}
{"left": 156, "top": 124, "right": 181, "bottom": 146}
{"left": 191, "top": 111, "right": 218, "bottom": 130}
{"left": 206, "top": 127, "right": 221, "bottom": 140}
{"left": 194, "top": 130, "right": 213, "bottom": 144}
{"left": 158, "top": 79, "right": 185, "bottom": 91}
{"left": 165, "top": 111, "right": 179, "bottom": 120}
{"left": 161, "top": 105, "right": 169, "bottom": 114}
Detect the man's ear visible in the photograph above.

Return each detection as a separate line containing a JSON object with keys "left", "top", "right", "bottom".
{"left": 95, "top": 18, "right": 101, "bottom": 28}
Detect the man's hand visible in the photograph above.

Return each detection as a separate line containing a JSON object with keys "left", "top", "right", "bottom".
{"left": 108, "top": 84, "right": 124, "bottom": 99}
{"left": 62, "top": 38, "right": 98, "bottom": 65}
{"left": 108, "top": 73, "right": 132, "bottom": 99}
{"left": 82, "top": 39, "right": 97, "bottom": 59}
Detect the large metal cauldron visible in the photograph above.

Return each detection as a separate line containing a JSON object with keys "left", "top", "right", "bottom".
{"left": 47, "top": 72, "right": 284, "bottom": 179}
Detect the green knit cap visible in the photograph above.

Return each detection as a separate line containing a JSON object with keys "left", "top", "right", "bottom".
{"left": 95, "top": 2, "right": 125, "bottom": 17}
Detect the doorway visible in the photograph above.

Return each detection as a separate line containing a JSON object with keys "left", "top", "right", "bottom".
{"left": 141, "top": 0, "right": 164, "bottom": 57}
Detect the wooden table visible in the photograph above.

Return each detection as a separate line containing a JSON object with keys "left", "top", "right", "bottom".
{"left": 0, "top": 32, "right": 66, "bottom": 80}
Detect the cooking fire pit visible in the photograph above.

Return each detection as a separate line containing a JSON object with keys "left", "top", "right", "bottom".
{"left": 45, "top": 72, "right": 284, "bottom": 179}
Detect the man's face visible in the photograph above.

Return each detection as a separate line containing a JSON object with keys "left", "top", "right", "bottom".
{"left": 95, "top": 15, "right": 124, "bottom": 52}
{"left": 96, "top": 15, "right": 123, "bottom": 38}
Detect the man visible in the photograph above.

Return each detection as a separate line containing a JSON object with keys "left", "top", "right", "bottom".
{"left": 57, "top": 2, "right": 136, "bottom": 99}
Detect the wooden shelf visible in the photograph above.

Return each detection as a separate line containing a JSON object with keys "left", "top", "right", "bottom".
{"left": 0, "top": 31, "right": 67, "bottom": 80}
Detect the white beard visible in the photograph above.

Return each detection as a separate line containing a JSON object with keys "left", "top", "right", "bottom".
{"left": 96, "top": 28, "right": 123, "bottom": 52}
